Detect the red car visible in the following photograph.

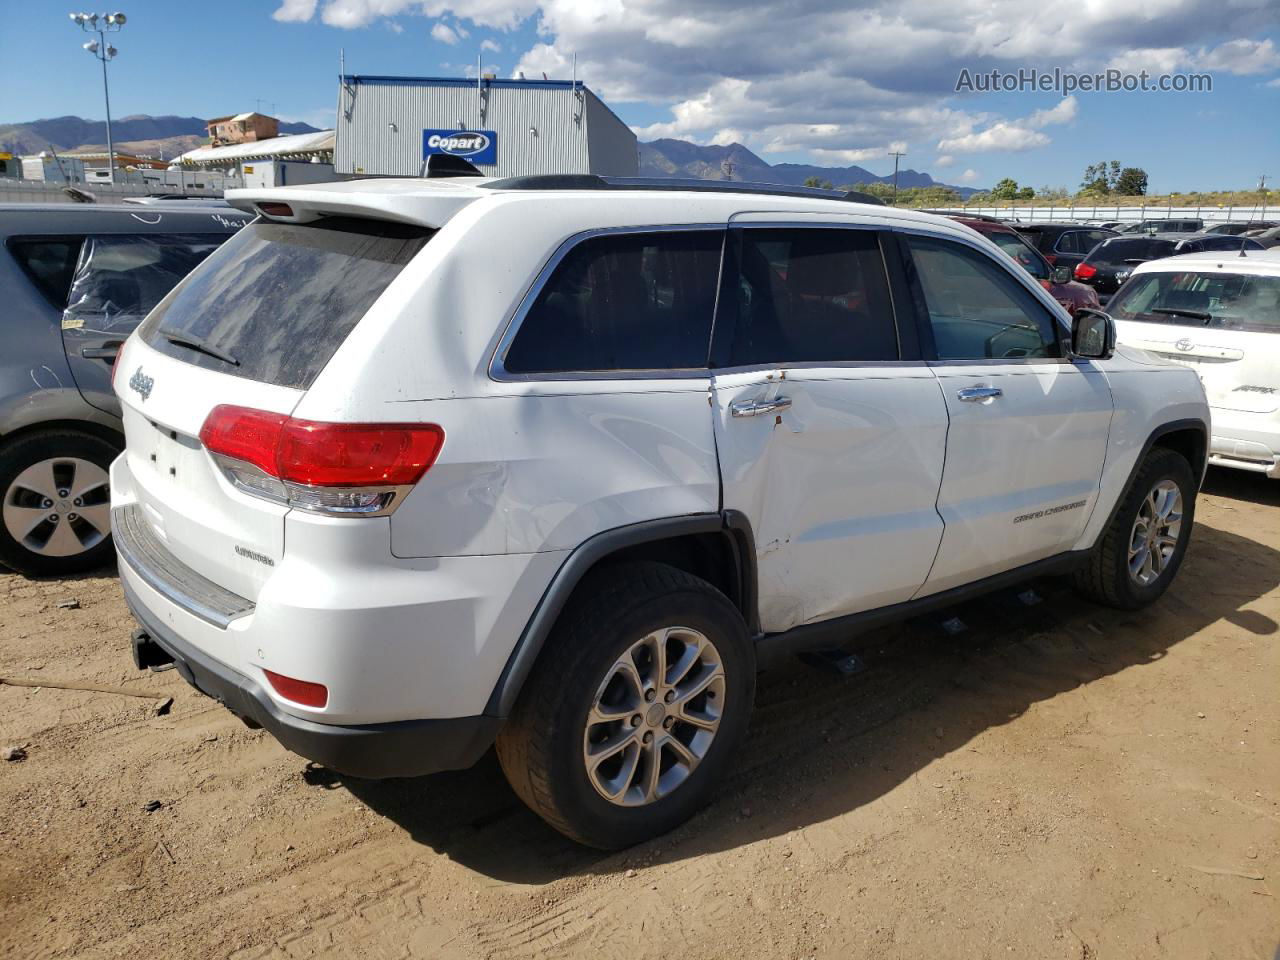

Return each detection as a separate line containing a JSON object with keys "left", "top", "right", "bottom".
{"left": 945, "top": 215, "right": 1100, "bottom": 315}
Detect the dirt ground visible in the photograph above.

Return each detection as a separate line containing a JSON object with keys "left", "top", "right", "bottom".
{"left": 1, "top": 470, "right": 1277, "bottom": 960}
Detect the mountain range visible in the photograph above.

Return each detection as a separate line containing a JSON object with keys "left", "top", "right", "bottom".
{"left": 0, "top": 114, "right": 979, "bottom": 194}
{"left": 0, "top": 115, "right": 321, "bottom": 160}
{"left": 639, "top": 139, "right": 981, "bottom": 196}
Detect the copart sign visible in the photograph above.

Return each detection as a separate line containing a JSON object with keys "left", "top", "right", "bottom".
{"left": 422, "top": 129, "right": 497, "bottom": 165}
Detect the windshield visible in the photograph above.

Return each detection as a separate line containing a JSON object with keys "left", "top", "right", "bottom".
{"left": 986, "top": 231, "right": 1048, "bottom": 279}
{"left": 1088, "top": 238, "right": 1176, "bottom": 265}
{"left": 140, "top": 217, "right": 432, "bottom": 389}
{"left": 1108, "top": 271, "right": 1280, "bottom": 333}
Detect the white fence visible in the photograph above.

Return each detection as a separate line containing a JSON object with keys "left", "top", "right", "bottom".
{"left": 923, "top": 202, "right": 1273, "bottom": 225}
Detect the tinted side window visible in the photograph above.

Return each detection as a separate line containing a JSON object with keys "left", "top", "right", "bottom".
{"left": 724, "top": 228, "right": 897, "bottom": 365}
{"left": 1083, "top": 230, "right": 1113, "bottom": 251}
{"left": 1054, "top": 231, "right": 1082, "bottom": 254}
{"left": 8, "top": 238, "right": 83, "bottom": 309}
{"left": 904, "top": 236, "right": 1059, "bottom": 361}
{"left": 504, "top": 230, "right": 722, "bottom": 374}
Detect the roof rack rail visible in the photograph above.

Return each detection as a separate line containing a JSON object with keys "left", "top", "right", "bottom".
{"left": 479, "top": 174, "right": 885, "bottom": 206}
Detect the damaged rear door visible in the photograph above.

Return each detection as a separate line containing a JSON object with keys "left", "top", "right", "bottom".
{"left": 710, "top": 218, "right": 949, "bottom": 633}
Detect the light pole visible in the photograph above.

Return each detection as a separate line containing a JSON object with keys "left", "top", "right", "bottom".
{"left": 889, "top": 150, "right": 906, "bottom": 205}
{"left": 70, "top": 12, "right": 126, "bottom": 185}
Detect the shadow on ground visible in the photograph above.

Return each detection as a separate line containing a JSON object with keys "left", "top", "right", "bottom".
{"left": 338, "top": 517, "right": 1279, "bottom": 884}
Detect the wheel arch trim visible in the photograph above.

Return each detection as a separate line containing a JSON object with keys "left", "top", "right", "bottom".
{"left": 484, "top": 511, "right": 758, "bottom": 718}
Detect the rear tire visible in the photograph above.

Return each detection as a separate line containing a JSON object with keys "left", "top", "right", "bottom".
{"left": 1073, "top": 446, "right": 1196, "bottom": 609}
{"left": 496, "top": 561, "right": 755, "bottom": 849}
{"left": 0, "top": 431, "right": 118, "bottom": 577}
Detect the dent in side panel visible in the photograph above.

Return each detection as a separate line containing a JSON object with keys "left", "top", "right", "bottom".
{"left": 713, "top": 369, "right": 948, "bottom": 632}
{"left": 390, "top": 389, "right": 720, "bottom": 558}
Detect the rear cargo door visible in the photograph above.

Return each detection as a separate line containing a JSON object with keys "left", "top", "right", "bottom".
{"left": 116, "top": 216, "right": 433, "bottom": 602}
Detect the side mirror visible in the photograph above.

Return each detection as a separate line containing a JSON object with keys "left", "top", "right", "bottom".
{"left": 1051, "top": 265, "right": 1073, "bottom": 284}
{"left": 1071, "top": 307, "right": 1115, "bottom": 360}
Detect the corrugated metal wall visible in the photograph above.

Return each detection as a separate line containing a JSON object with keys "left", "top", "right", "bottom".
{"left": 584, "top": 91, "right": 639, "bottom": 176}
{"left": 336, "top": 78, "right": 636, "bottom": 178}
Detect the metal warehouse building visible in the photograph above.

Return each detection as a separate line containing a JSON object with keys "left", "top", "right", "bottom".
{"left": 335, "top": 75, "right": 638, "bottom": 179}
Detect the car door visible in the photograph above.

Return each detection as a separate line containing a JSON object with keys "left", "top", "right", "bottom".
{"left": 710, "top": 218, "right": 950, "bottom": 633}
{"left": 60, "top": 233, "right": 225, "bottom": 416}
{"left": 896, "top": 231, "right": 1113, "bottom": 596}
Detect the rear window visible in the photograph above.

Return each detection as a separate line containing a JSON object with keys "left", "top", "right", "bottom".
{"left": 140, "top": 218, "right": 431, "bottom": 389}
{"left": 1089, "top": 238, "right": 1177, "bottom": 264}
{"left": 1109, "top": 271, "right": 1280, "bottom": 333}
{"left": 502, "top": 230, "right": 722, "bottom": 374}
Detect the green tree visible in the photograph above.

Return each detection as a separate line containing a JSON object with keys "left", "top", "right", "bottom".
{"left": 989, "top": 177, "right": 1022, "bottom": 200}
{"left": 803, "top": 176, "right": 834, "bottom": 190}
{"left": 1115, "top": 167, "right": 1148, "bottom": 196}
{"left": 1080, "top": 162, "right": 1111, "bottom": 194}
{"left": 1017, "top": 186, "right": 1035, "bottom": 200}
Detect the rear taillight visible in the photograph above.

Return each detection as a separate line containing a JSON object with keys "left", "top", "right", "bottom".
{"left": 1074, "top": 262, "right": 1097, "bottom": 280}
{"left": 1043, "top": 253, "right": 1057, "bottom": 266}
{"left": 263, "top": 669, "right": 328, "bottom": 708}
{"left": 198, "top": 404, "right": 444, "bottom": 516}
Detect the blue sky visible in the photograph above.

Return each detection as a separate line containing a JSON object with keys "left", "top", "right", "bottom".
{"left": 3, "top": 0, "right": 1278, "bottom": 192}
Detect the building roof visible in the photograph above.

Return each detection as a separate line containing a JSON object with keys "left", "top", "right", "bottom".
{"left": 176, "top": 130, "right": 334, "bottom": 166}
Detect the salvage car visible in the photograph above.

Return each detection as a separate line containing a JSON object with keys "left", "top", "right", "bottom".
{"left": 1110, "top": 248, "right": 1280, "bottom": 477}
{"left": 0, "top": 203, "right": 249, "bottom": 575}
{"left": 112, "top": 177, "right": 1209, "bottom": 848}
{"left": 947, "top": 214, "right": 1100, "bottom": 314}
{"left": 1074, "top": 232, "right": 1265, "bottom": 302}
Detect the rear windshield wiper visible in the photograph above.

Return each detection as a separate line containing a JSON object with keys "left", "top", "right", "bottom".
{"left": 1151, "top": 308, "right": 1212, "bottom": 322}
{"left": 159, "top": 327, "right": 240, "bottom": 366}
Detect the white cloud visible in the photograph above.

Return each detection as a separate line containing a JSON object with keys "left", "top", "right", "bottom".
{"left": 958, "top": 169, "right": 980, "bottom": 184}
{"left": 1106, "top": 47, "right": 1190, "bottom": 74}
{"left": 431, "top": 22, "right": 460, "bottom": 44}
{"left": 275, "top": 0, "right": 1278, "bottom": 168}
{"left": 1198, "top": 38, "right": 1280, "bottom": 75}
{"left": 481, "top": 38, "right": 501, "bottom": 52}
{"left": 935, "top": 155, "right": 955, "bottom": 167}
{"left": 1268, "top": 77, "right": 1280, "bottom": 88}
{"left": 272, "top": 0, "right": 317, "bottom": 22}
{"left": 937, "top": 95, "right": 1075, "bottom": 154}
{"left": 387, "top": 21, "right": 404, "bottom": 33}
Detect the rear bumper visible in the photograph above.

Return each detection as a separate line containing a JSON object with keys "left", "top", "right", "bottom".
{"left": 1207, "top": 408, "right": 1280, "bottom": 478}
{"left": 123, "top": 579, "right": 501, "bottom": 778}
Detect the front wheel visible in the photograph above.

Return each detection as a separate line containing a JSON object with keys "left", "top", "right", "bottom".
{"left": 496, "top": 561, "right": 755, "bottom": 849}
{"left": 1074, "top": 446, "right": 1196, "bottom": 609}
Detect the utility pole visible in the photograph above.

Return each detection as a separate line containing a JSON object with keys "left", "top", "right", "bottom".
{"left": 889, "top": 150, "right": 906, "bottom": 205}
{"left": 70, "top": 12, "right": 126, "bottom": 185}
{"left": 721, "top": 158, "right": 735, "bottom": 181}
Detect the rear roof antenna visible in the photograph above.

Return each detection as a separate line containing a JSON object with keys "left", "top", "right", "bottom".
{"left": 1239, "top": 237, "right": 1249, "bottom": 257}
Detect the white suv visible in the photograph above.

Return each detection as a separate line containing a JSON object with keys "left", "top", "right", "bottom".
{"left": 1108, "top": 249, "right": 1280, "bottom": 477}
{"left": 110, "top": 176, "right": 1209, "bottom": 848}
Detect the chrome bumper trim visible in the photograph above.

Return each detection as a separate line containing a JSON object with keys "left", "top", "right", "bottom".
{"left": 112, "top": 503, "right": 254, "bottom": 628}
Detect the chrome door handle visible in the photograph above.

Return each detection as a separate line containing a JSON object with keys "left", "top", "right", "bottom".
{"left": 957, "top": 385, "right": 1003, "bottom": 403}
{"left": 730, "top": 396, "right": 792, "bottom": 418}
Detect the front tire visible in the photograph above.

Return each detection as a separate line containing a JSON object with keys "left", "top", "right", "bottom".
{"left": 1074, "top": 446, "right": 1196, "bottom": 609}
{"left": 496, "top": 561, "right": 755, "bottom": 849}
{"left": 0, "top": 430, "right": 118, "bottom": 577}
